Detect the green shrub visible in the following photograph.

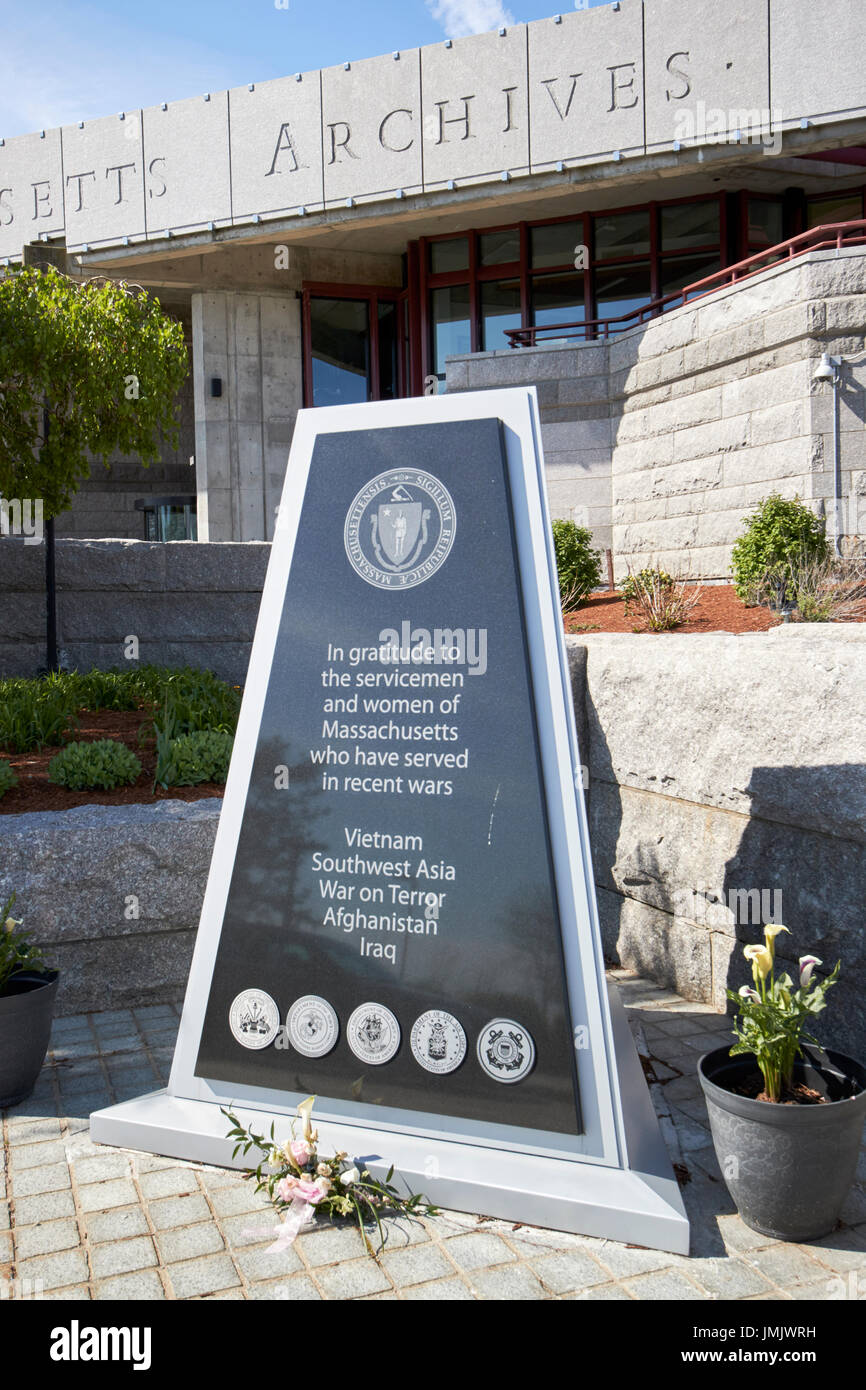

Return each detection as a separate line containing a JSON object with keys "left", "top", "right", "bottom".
{"left": 154, "top": 728, "right": 234, "bottom": 789}
{"left": 0, "top": 759, "right": 18, "bottom": 798}
{"left": 621, "top": 566, "right": 703, "bottom": 632}
{"left": 48, "top": 739, "right": 142, "bottom": 791}
{"left": 0, "top": 676, "right": 78, "bottom": 752}
{"left": 731, "top": 494, "right": 830, "bottom": 606}
{"left": 620, "top": 567, "right": 674, "bottom": 612}
{"left": 551, "top": 520, "right": 602, "bottom": 611}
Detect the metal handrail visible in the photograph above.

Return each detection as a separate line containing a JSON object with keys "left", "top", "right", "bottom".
{"left": 505, "top": 220, "right": 866, "bottom": 348}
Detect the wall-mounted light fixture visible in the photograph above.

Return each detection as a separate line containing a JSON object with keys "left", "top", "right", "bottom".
{"left": 210, "top": 377, "right": 223, "bottom": 398}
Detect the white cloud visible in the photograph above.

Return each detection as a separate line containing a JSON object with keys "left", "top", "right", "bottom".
{"left": 425, "top": 0, "right": 516, "bottom": 40}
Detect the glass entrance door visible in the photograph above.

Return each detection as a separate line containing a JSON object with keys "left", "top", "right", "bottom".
{"left": 303, "top": 285, "right": 405, "bottom": 407}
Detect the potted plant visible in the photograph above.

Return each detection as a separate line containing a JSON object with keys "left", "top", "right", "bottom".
{"left": 698, "top": 926, "right": 866, "bottom": 1242}
{"left": 0, "top": 892, "right": 59, "bottom": 1109}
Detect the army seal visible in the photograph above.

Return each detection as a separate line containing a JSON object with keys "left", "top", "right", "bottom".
{"left": 346, "top": 1003, "right": 401, "bottom": 1065}
{"left": 476, "top": 1018, "right": 536, "bottom": 1083}
{"left": 286, "top": 994, "right": 339, "bottom": 1058}
{"left": 410, "top": 1010, "right": 466, "bottom": 1075}
{"left": 229, "top": 989, "right": 280, "bottom": 1050}
{"left": 344, "top": 469, "right": 456, "bottom": 590}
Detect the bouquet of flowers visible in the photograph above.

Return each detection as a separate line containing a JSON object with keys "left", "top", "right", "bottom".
{"left": 223, "top": 1096, "right": 439, "bottom": 1257}
{"left": 727, "top": 924, "right": 840, "bottom": 1103}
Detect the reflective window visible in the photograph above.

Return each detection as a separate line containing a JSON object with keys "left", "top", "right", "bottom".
{"left": 431, "top": 284, "right": 471, "bottom": 377}
{"left": 377, "top": 301, "right": 399, "bottom": 400}
{"left": 479, "top": 228, "right": 520, "bottom": 266}
{"left": 595, "top": 210, "right": 651, "bottom": 259}
{"left": 660, "top": 255, "right": 721, "bottom": 302}
{"left": 747, "top": 199, "right": 784, "bottom": 248}
{"left": 531, "top": 273, "right": 585, "bottom": 330}
{"left": 661, "top": 201, "right": 721, "bottom": 251}
{"left": 481, "top": 280, "right": 521, "bottom": 350}
{"left": 806, "top": 195, "right": 862, "bottom": 230}
{"left": 429, "top": 237, "right": 470, "bottom": 274}
{"left": 594, "top": 263, "right": 652, "bottom": 328}
{"left": 310, "top": 297, "right": 370, "bottom": 407}
{"left": 531, "top": 222, "right": 583, "bottom": 269}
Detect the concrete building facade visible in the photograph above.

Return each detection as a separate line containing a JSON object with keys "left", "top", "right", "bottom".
{"left": 2, "top": 0, "right": 866, "bottom": 569}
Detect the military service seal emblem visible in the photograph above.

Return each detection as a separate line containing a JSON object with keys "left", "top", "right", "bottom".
{"left": 229, "top": 989, "right": 281, "bottom": 1050}
{"left": 410, "top": 1010, "right": 467, "bottom": 1075}
{"left": 476, "top": 1019, "right": 536, "bottom": 1083}
{"left": 286, "top": 994, "right": 339, "bottom": 1058}
{"left": 346, "top": 1003, "right": 401, "bottom": 1065}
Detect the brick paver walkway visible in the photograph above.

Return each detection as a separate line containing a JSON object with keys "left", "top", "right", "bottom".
{"left": 2, "top": 970, "right": 865, "bottom": 1301}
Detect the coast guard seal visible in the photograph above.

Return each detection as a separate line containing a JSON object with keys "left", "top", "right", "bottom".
{"left": 344, "top": 469, "right": 456, "bottom": 590}
{"left": 476, "top": 1018, "right": 535, "bottom": 1084}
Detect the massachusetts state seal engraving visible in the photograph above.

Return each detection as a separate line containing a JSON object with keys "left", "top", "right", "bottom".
{"left": 229, "top": 989, "right": 280, "bottom": 1050}
{"left": 287, "top": 995, "right": 339, "bottom": 1058}
{"left": 347, "top": 1003, "right": 401, "bottom": 1065}
{"left": 344, "top": 469, "right": 456, "bottom": 590}
{"left": 477, "top": 1019, "right": 536, "bottom": 1084}
{"left": 410, "top": 1010, "right": 466, "bottom": 1075}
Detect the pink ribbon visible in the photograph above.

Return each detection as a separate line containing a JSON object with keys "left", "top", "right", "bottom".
{"left": 264, "top": 1198, "right": 317, "bottom": 1253}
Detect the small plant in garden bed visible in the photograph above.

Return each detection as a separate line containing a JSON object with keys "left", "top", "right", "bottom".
{"left": 224, "top": 1096, "right": 438, "bottom": 1257}
{"left": 728, "top": 925, "right": 840, "bottom": 1104}
{"left": 48, "top": 739, "right": 143, "bottom": 791}
{"left": 153, "top": 727, "right": 234, "bottom": 789}
{"left": 0, "top": 760, "right": 18, "bottom": 799}
{"left": 551, "top": 520, "right": 602, "bottom": 613}
{"left": 783, "top": 551, "right": 866, "bottom": 623}
{"left": 0, "top": 892, "right": 45, "bottom": 994}
{"left": 731, "top": 493, "right": 829, "bottom": 608}
{"left": 0, "top": 676, "right": 79, "bottom": 753}
{"left": 622, "top": 565, "right": 703, "bottom": 632}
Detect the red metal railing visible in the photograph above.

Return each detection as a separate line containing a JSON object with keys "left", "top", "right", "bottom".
{"left": 505, "top": 219, "right": 866, "bottom": 348}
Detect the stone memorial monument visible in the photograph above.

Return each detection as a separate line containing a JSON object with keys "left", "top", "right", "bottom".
{"left": 92, "top": 387, "right": 689, "bottom": 1255}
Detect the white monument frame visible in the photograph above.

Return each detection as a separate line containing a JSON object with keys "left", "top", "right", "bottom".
{"left": 92, "top": 387, "right": 689, "bottom": 1255}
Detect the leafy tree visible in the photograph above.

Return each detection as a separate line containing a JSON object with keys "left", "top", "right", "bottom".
{"left": 0, "top": 265, "right": 188, "bottom": 518}
{"left": 731, "top": 493, "right": 830, "bottom": 607}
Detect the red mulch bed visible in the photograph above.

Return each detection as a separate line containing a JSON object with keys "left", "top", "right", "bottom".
{"left": 1, "top": 707, "right": 225, "bottom": 816}
{"left": 565, "top": 584, "right": 783, "bottom": 635}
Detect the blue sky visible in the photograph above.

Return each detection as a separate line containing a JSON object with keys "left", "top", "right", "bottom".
{"left": 0, "top": 0, "right": 608, "bottom": 139}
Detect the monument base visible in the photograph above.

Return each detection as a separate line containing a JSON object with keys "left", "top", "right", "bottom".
{"left": 91, "top": 985, "right": 689, "bottom": 1256}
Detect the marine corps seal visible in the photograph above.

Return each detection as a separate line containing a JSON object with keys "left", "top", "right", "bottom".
{"left": 344, "top": 469, "right": 456, "bottom": 590}
{"left": 286, "top": 994, "right": 339, "bottom": 1058}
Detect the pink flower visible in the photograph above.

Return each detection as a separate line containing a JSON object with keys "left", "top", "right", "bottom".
{"left": 799, "top": 955, "right": 822, "bottom": 988}
{"left": 275, "top": 1175, "right": 329, "bottom": 1205}
{"left": 288, "top": 1139, "right": 312, "bottom": 1167}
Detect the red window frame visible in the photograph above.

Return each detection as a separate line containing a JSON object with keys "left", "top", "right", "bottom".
{"left": 415, "top": 191, "right": 728, "bottom": 376}
{"left": 301, "top": 282, "right": 408, "bottom": 408}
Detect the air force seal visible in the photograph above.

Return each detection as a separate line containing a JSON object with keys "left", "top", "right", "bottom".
{"left": 344, "top": 469, "right": 456, "bottom": 590}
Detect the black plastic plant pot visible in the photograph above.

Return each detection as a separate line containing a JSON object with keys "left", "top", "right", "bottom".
{"left": 698, "top": 1044, "right": 866, "bottom": 1242}
{"left": 0, "top": 970, "right": 59, "bottom": 1109}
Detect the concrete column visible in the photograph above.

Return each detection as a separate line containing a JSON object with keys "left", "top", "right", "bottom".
{"left": 192, "top": 291, "right": 302, "bottom": 541}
